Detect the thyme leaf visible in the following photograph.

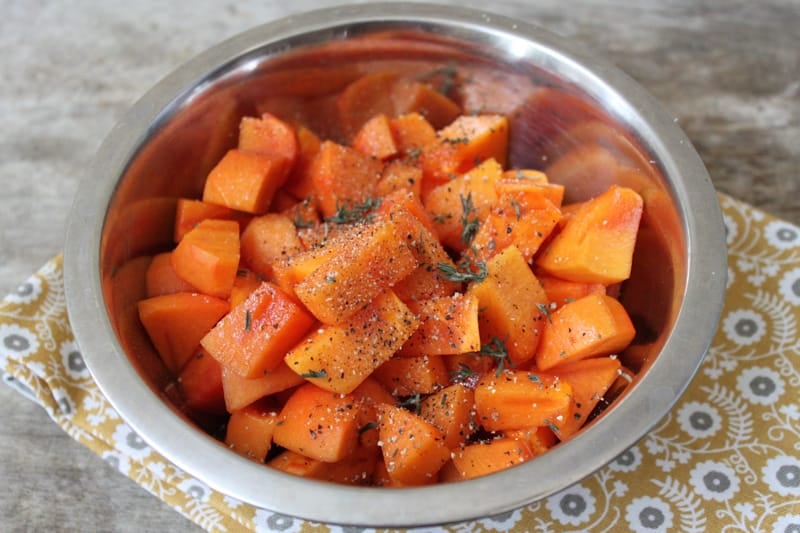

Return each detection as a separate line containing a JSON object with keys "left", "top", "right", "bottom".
{"left": 397, "top": 392, "right": 423, "bottom": 415}
{"left": 300, "top": 369, "right": 328, "bottom": 379}
{"left": 358, "top": 421, "right": 378, "bottom": 435}
{"left": 407, "top": 147, "right": 422, "bottom": 161}
{"left": 480, "top": 337, "right": 513, "bottom": 377}
{"left": 536, "top": 302, "right": 553, "bottom": 323}
{"left": 324, "top": 197, "right": 381, "bottom": 225}
{"left": 292, "top": 212, "right": 314, "bottom": 229}
{"left": 460, "top": 192, "right": 479, "bottom": 245}
{"left": 510, "top": 197, "right": 521, "bottom": 221}
{"left": 433, "top": 212, "right": 453, "bottom": 224}
{"left": 436, "top": 257, "right": 488, "bottom": 283}
{"left": 449, "top": 363, "right": 477, "bottom": 383}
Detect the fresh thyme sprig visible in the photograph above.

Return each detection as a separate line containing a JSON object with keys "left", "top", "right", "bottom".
{"left": 460, "top": 192, "right": 479, "bottom": 245}
{"left": 324, "top": 197, "right": 381, "bottom": 225}
{"left": 292, "top": 212, "right": 314, "bottom": 229}
{"left": 397, "top": 392, "right": 423, "bottom": 415}
{"left": 449, "top": 363, "right": 477, "bottom": 383}
{"left": 436, "top": 255, "right": 488, "bottom": 283}
{"left": 480, "top": 337, "right": 513, "bottom": 377}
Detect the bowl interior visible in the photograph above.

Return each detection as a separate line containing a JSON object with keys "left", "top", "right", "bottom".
{"left": 65, "top": 3, "right": 725, "bottom": 527}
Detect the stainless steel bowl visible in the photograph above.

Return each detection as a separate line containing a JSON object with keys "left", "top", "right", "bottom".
{"left": 64, "top": 3, "right": 727, "bottom": 527}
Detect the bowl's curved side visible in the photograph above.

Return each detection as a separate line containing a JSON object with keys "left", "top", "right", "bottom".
{"left": 64, "top": 2, "right": 727, "bottom": 527}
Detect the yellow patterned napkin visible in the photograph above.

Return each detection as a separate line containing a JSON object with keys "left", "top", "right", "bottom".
{"left": 2, "top": 193, "right": 799, "bottom": 532}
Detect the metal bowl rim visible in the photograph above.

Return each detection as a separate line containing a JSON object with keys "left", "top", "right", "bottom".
{"left": 64, "top": 2, "right": 727, "bottom": 527}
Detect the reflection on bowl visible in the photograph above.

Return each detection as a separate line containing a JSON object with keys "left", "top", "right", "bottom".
{"left": 64, "top": 3, "right": 726, "bottom": 527}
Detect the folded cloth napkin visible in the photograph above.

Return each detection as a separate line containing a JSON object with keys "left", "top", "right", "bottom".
{"left": 2, "top": 193, "right": 799, "bottom": 533}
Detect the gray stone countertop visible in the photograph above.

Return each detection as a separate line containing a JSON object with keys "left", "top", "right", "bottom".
{"left": 0, "top": 1, "right": 797, "bottom": 531}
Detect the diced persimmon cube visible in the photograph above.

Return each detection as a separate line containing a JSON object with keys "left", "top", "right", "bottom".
{"left": 309, "top": 140, "right": 383, "bottom": 218}
{"left": 373, "top": 456, "right": 402, "bottom": 487}
{"left": 392, "top": 264, "right": 459, "bottom": 304}
{"left": 171, "top": 219, "right": 240, "bottom": 299}
{"left": 229, "top": 269, "right": 263, "bottom": 308}
{"left": 203, "top": 149, "right": 290, "bottom": 215}
{"left": 221, "top": 361, "right": 305, "bottom": 413}
{"left": 314, "top": 445, "right": 379, "bottom": 486}
{"left": 225, "top": 402, "right": 280, "bottom": 462}
{"left": 282, "top": 125, "right": 322, "bottom": 200}
{"left": 272, "top": 383, "right": 361, "bottom": 463}
{"left": 471, "top": 188, "right": 561, "bottom": 263}
{"left": 450, "top": 438, "right": 533, "bottom": 480}
{"left": 372, "top": 355, "right": 449, "bottom": 396}
{"left": 391, "top": 223, "right": 461, "bottom": 303}
{"left": 137, "top": 292, "right": 229, "bottom": 374}
{"left": 145, "top": 252, "right": 196, "bottom": 297}
{"left": 352, "top": 113, "right": 398, "bottom": 160}
{"left": 238, "top": 113, "right": 298, "bottom": 165}
{"left": 268, "top": 188, "right": 298, "bottom": 213}
{"left": 389, "top": 112, "right": 437, "bottom": 156}
{"left": 173, "top": 198, "right": 250, "bottom": 243}
{"left": 419, "top": 383, "right": 476, "bottom": 449}
{"left": 200, "top": 281, "right": 315, "bottom": 378}
{"left": 269, "top": 447, "right": 378, "bottom": 486}
{"left": 424, "top": 158, "right": 503, "bottom": 251}
{"left": 374, "top": 187, "right": 433, "bottom": 234}
{"left": 400, "top": 294, "right": 480, "bottom": 357}
{"left": 292, "top": 212, "right": 419, "bottom": 324}
{"left": 420, "top": 114, "right": 509, "bottom": 198}
{"left": 549, "top": 356, "right": 622, "bottom": 439}
{"left": 466, "top": 245, "right": 548, "bottom": 366}
{"left": 474, "top": 370, "right": 572, "bottom": 432}
{"left": 271, "top": 229, "right": 344, "bottom": 293}
{"left": 536, "top": 185, "right": 644, "bottom": 284}
{"left": 535, "top": 293, "right": 635, "bottom": 371}
{"left": 376, "top": 161, "right": 423, "bottom": 200}
{"left": 351, "top": 378, "right": 396, "bottom": 449}
{"left": 240, "top": 213, "right": 303, "bottom": 281}
{"left": 377, "top": 404, "right": 450, "bottom": 486}
{"left": 177, "top": 347, "right": 226, "bottom": 416}
{"left": 284, "top": 290, "right": 419, "bottom": 394}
